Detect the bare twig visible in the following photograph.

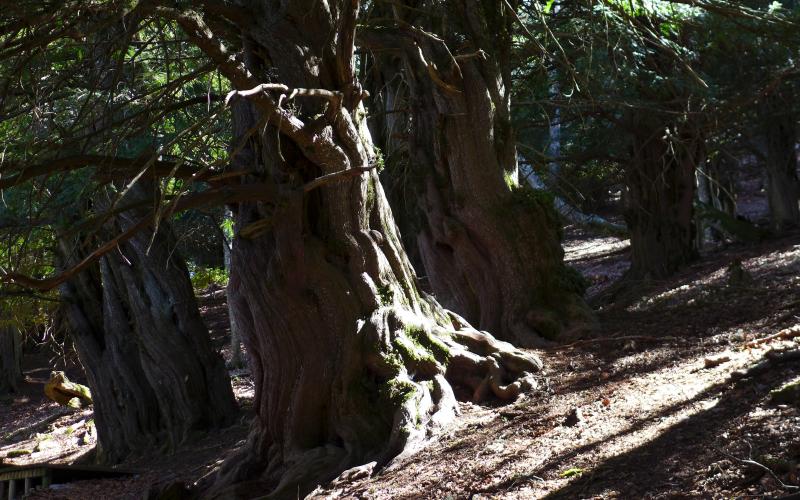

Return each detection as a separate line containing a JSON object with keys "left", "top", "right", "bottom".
{"left": 714, "top": 445, "right": 800, "bottom": 492}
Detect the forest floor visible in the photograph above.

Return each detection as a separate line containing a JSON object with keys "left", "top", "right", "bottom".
{"left": 3, "top": 225, "right": 800, "bottom": 498}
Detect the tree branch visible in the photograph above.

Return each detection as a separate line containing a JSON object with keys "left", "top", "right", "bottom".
{"left": 1, "top": 183, "right": 278, "bottom": 291}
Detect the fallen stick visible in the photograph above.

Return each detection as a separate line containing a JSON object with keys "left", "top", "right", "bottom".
{"left": 744, "top": 324, "right": 800, "bottom": 349}
{"left": 732, "top": 348, "right": 800, "bottom": 379}
{"left": 548, "top": 335, "right": 685, "bottom": 350}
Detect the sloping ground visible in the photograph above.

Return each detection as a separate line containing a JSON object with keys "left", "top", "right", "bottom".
{"left": 314, "top": 233, "right": 800, "bottom": 499}
{"left": 0, "top": 290, "right": 255, "bottom": 499}
{"left": 3, "top": 232, "right": 799, "bottom": 499}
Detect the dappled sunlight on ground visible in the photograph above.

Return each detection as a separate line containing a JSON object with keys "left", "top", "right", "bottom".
{"left": 316, "top": 332, "right": 799, "bottom": 499}
{"left": 4, "top": 230, "right": 799, "bottom": 499}
{"left": 314, "top": 231, "right": 800, "bottom": 499}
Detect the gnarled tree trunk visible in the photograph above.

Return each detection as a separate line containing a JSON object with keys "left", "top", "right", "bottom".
{"left": 624, "top": 115, "right": 702, "bottom": 280}
{"left": 161, "top": 4, "right": 544, "bottom": 498}
{"left": 58, "top": 185, "right": 237, "bottom": 464}
{"left": 363, "top": 2, "right": 591, "bottom": 346}
{"left": 0, "top": 324, "right": 23, "bottom": 394}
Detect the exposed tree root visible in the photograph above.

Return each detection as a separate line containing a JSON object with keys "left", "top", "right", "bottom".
{"left": 207, "top": 305, "right": 543, "bottom": 499}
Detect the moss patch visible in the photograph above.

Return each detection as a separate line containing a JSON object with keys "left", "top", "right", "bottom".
{"left": 404, "top": 325, "right": 451, "bottom": 362}
{"left": 380, "top": 378, "right": 418, "bottom": 406}
{"left": 557, "top": 265, "right": 590, "bottom": 296}
{"left": 393, "top": 335, "right": 437, "bottom": 365}
{"left": 771, "top": 378, "right": 800, "bottom": 406}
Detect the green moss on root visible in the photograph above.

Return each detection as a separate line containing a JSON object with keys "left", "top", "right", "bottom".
{"left": 380, "top": 378, "right": 418, "bottom": 406}
{"left": 393, "top": 335, "right": 437, "bottom": 365}
{"left": 404, "top": 325, "right": 451, "bottom": 362}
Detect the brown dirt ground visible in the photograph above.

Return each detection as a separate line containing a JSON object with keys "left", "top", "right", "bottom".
{"left": 3, "top": 226, "right": 800, "bottom": 499}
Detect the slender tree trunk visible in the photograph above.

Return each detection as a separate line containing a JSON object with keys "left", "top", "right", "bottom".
{"left": 695, "top": 160, "right": 716, "bottom": 248}
{"left": 58, "top": 184, "right": 237, "bottom": 464}
{"left": 162, "top": 4, "right": 543, "bottom": 498}
{"left": 762, "top": 90, "right": 800, "bottom": 233}
{"left": 222, "top": 208, "right": 245, "bottom": 369}
{"left": 363, "top": 3, "right": 592, "bottom": 346}
{"left": 0, "top": 324, "right": 23, "bottom": 395}
{"left": 625, "top": 116, "right": 702, "bottom": 280}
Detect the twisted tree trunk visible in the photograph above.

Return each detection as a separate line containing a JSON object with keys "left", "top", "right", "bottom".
{"left": 154, "top": 4, "right": 544, "bottom": 498}
{"left": 624, "top": 115, "right": 702, "bottom": 280}
{"left": 363, "top": 2, "right": 592, "bottom": 346}
{"left": 58, "top": 185, "right": 237, "bottom": 464}
{"left": 0, "top": 324, "right": 23, "bottom": 395}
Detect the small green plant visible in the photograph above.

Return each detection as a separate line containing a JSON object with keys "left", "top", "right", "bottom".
{"left": 372, "top": 146, "right": 386, "bottom": 172}
{"left": 189, "top": 264, "right": 229, "bottom": 290}
{"left": 376, "top": 283, "right": 394, "bottom": 305}
{"left": 560, "top": 467, "right": 584, "bottom": 478}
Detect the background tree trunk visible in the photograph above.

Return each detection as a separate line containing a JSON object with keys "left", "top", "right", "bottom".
{"left": 625, "top": 116, "right": 702, "bottom": 280}
{"left": 58, "top": 184, "right": 237, "bottom": 464}
{"left": 363, "top": 2, "right": 592, "bottom": 346}
{"left": 0, "top": 324, "right": 23, "bottom": 395}
{"left": 222, "top": 207, "right": 245, "bottom": 369}
{"left": 762, "top": 89, "right": 800, "bottom": 233}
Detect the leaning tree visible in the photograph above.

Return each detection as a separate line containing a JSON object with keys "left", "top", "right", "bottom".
{"left": 0, "top": 5, "right": 240, "bottom": 463}
{"left": 57, "top": 183, "right": 238, "bottom": 463}
{"left": 1, "top": 1, "right": 547, "bottom": 497}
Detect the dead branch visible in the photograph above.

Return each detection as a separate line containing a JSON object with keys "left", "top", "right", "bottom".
{"left": 744, "top": 325, "right": 800, "bottom": 349}
{"left": 1, "top": 183, "right": 278, "bottom": 291}
{"left": 301, "top": 165, "right": 375, "bottom": 193}
{"left": 547, "top": 335, "right": 686, "bottom": 350}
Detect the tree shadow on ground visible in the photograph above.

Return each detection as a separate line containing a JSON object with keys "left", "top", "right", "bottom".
{"left": 484, "top": 354, "right": 800, "bottom": 498}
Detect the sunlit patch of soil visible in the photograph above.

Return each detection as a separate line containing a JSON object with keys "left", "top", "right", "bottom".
{"left": 316, "top": 336, "right": 799, "bottom": 499}
{"left": 316, "top": 233, "right": 800, "bottom": 499}
{"left": 562, "top": 225, "right": 630, "bottom": 298}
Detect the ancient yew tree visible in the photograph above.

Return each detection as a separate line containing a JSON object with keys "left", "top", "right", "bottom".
{"left": 0, "top": 1, "right": 545, "bottom": 497}
{"left": 362, "top": 1, "right": 591, "bottom": 345}
{"left": 167, "top": 3, "right": 544, "bottom": 497}
{"left": 58, "top": 184, "right": 237, "bottom": 463}
{"left": 761, "top": 86, "right": 800, "bottom": 232}
{"left": 624, "top": 112, "right": 703, "bottom": 280}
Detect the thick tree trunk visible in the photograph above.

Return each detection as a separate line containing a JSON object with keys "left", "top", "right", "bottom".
{"left": 58, "top": 185, "right": 237, "bottom": 463}
{"left": 762, "top": 91, "right": 800, "bottom": 233}
{"left": 0, "top": 324, "right": 23, "bottom": 394}
{"left": 625, "top": 117, "right": 701, "bottom": 280}
{"left": 167, "top": 4, "right": 545, "bottom": 498}
{"left": 364, "top": 3, "right": 592, "bottom": 346}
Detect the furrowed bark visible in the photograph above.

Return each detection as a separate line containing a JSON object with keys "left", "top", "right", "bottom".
{"left": 761, "top": 89, "right": 800, "bottom": 233}
{"left": 58, "top": 184, "right": 237, "bottom": 464}
{"left": 624, "top": 114, "right": 702, "bottom": 280}
{"left": 152, "top": 3, "right": 547, "bottom": 498}
{"left": 0, "top": 323, "right": 23, "bottom": 395}
{"left": 363, "top": 2, "right": 592, "bottom": 346}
